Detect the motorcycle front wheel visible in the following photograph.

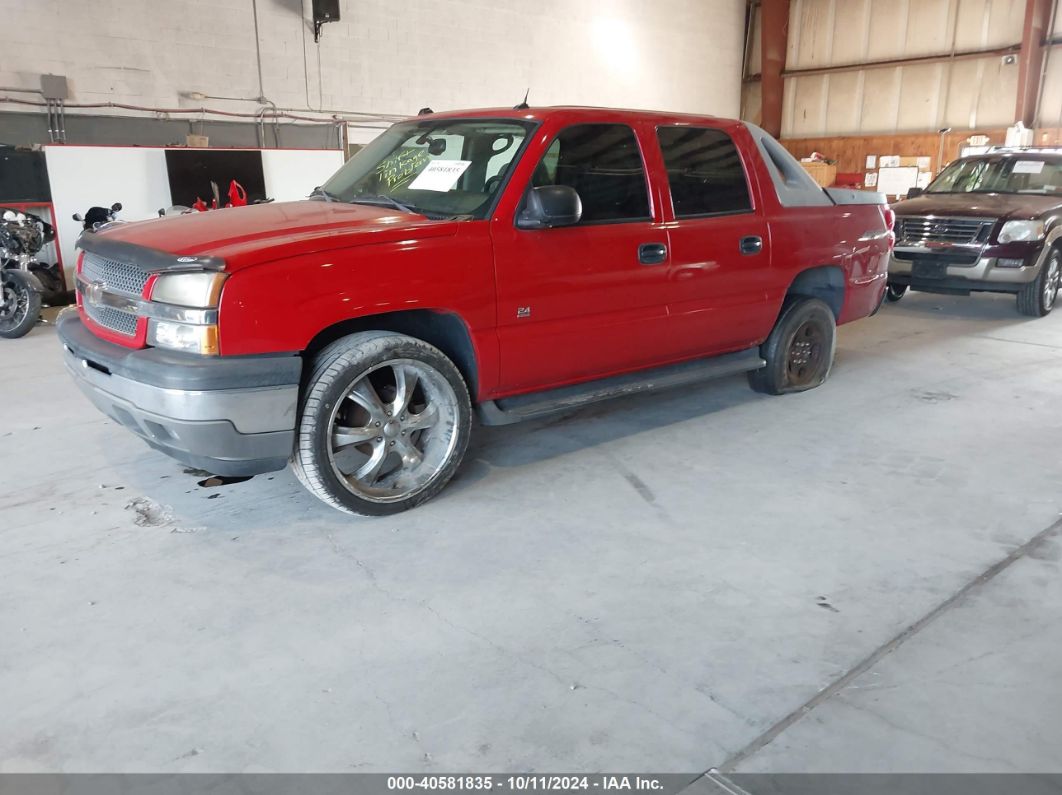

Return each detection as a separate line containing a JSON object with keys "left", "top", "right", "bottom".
{"left": 0, "top": 271, "right": 42, "bottom": 339}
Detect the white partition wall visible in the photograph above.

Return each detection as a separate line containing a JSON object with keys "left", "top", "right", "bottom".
{"left": 43, "top": 146, "right": 345, "bottom": 284}
{"left": 44, "top": 146, "right": 171, "bottom": 284}
{"left": 261, "top": 149, "right": 346, "bottom": 203}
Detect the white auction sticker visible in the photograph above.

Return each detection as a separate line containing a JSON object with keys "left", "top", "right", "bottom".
{"left": 1012, "top": 160, "right": 1045, "bottom": 174}
{"left": 409, "top": 159, "right": 472, "bottom": 191}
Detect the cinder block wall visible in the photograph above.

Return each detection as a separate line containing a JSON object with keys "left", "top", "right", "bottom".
{"left": 0, "top": 0, "right": 745, "bottom": 146}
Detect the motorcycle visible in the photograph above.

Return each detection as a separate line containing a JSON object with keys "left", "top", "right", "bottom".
{"left": 158, "top": 205, "right": 192, "bottom": 217}
{"left": 158, "top": 183, "right": 268, "bottom": 217}
{"left": 74, "top": 201, "right": 122, "bottom": 232}
{"left": 0, "top": 207, "right": 62, "bottom": 339}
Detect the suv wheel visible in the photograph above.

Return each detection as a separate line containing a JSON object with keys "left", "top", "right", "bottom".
{"left": 1017, "top": 248, "right": 1061, "bottom": 318}
{"left": 749, "top": 297, "right": 837, "bottom": 395}
{"left": 293, "top": 331, "right": 471, "bottom": 516}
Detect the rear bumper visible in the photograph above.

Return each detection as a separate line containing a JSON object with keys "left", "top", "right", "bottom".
{"left": 58, "top": 312, "right": 301, "bottom": 476}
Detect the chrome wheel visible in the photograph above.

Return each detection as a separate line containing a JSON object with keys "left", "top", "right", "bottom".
{"left": 1043, "top": 256, "right": 1060, "bottom": 310}
{"left": 325, "top": 358, "right": 459, "bottom": 503}
{"left": 0, "top": 280, "right": 29, "bottom": 330}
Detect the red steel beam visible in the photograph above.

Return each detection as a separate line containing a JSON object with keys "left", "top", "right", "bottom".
{"left": 760, "top": 0, "right": 790, "bottom": 137}
{"left": 1015, "top": 0, "right": 1054, "bottom": 126}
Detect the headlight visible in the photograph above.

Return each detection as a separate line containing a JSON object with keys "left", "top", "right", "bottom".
{"left": 147, "top": 271, "right": 225, "bottom": 354}
{"left": 998, "top": 220, "right": 1046, "bottom": 244}
{"left": 147, "top": 319, "right": 219, "bottom": 355}
{"left": 150, "top": 271, "right": 226, "bottom": 307}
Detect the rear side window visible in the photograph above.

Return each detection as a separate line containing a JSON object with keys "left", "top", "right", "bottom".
{"left": 657, "top": 127, "right": 752, "bottom": 217}
{"left": 531, "top": 124, "right": 651, "bottom": 223}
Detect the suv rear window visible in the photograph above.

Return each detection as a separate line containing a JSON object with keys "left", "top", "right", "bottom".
{"left": 531, "top": 124, "right": 651, "bottom": 223}
{"left": 657, "top": 127, "right": 752, "bottom": 217}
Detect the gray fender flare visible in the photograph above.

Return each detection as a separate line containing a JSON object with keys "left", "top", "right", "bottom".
{"left": 1031, "top": 225, "right": 1062, "bottom": 272}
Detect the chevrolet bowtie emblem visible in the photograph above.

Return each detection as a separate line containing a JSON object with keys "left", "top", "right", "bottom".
{"left": 85, "top": 280, "right": 105, "bottom": 305}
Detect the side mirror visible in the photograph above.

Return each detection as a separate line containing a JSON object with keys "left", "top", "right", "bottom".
{"left": 72, "top": 213, "right": 83, "bottom": 222}
{"left": 111, "top": 202, "right": 123, "bottom": 212}
{"left": 905, "top": 187, "right": 923, "bottom": 199}
{"left": 516, "top": 185, "right": 582, "bottom": 229}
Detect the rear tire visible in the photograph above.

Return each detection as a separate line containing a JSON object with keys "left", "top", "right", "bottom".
{"left": 748, "top": 297, "right": 837, "bottom": 395}
{"left": 0, "top": 272, "right": 42, "bottom": 339}
{"left": 292, "top": 331, "right": 471, "bottom": 516}
{"left": 1017, "top": 248, "right": 1061, "bottom": 318}
{"left": 886, "top": 283, "right": 907, "bottom": 302}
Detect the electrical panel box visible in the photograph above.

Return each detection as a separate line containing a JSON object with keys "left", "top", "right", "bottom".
{"left": 40, "top": 74, "right": 69, "bottom": 101}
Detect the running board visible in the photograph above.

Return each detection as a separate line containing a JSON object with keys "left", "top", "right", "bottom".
{"left": 476, "top": 347, "right": 765, "bottom": 426}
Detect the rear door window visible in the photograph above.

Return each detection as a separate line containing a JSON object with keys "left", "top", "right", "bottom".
{"left": 657, "top": 127, "right": 752, "bottom": 217}
{"left": 530, "top": 124, "right": 651, "bottom": 223}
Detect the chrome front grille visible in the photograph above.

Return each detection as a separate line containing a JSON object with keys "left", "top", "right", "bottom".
{"left": 83, "top": 300, "right": 138, "bottom": 336}
{"left": 81, "top": 252, "right": 149, "bottom": 297}
{"left": 79, "top": 251, "right": 147, "bottom": 336}
{"left": 898, "top": 216, "right": 994, "bottom": 245}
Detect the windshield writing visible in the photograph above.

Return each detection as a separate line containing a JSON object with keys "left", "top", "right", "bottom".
{"left": 321, "top": 119, "right": 534, "bottom": 219}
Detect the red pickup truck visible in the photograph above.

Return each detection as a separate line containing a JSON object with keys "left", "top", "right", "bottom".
{"left": 59, "top": 107, "right": 893, "bottom": 515}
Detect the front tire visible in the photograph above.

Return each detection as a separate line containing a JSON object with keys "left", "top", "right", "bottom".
{"left": 292, "top": 331, "right": 471, "bottom": 516}
{"left": 1017, "top": 248, "right": 1061, "bottom": 318}
{"left": 886, "top": 283, "right": 907, "bottom": 302}
{"left": 749, "top": 297, "right": 837, "bottom": 395}
{"left": 0, "top": 271, "right": 42, "bottom": 339}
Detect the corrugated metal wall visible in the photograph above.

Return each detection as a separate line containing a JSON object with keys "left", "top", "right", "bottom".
{"left": 743, "top": 0, "right": 1062, "bottom": 136}
{"left": 1043, "top": 3, "right": 1062, "bottom": 132}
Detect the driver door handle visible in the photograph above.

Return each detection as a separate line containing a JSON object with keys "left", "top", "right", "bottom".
{"left": 639, "top": 242, "right": 668, "bottom": 265}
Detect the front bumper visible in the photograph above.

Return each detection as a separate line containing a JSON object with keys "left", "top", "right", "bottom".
{"left": 58, "top": 312, "right": 301, "bottom": 476}
{"left": 889, "top": 242, "right": 1047, "bottom": 294}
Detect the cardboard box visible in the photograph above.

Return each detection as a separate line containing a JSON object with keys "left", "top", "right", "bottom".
{"left": 800, "top": 161, "right": 837, "bottom": 187}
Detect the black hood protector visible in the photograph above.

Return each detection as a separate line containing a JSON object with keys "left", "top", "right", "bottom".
{"left": 77, "top": 229, "right": 225, "bottom": 273}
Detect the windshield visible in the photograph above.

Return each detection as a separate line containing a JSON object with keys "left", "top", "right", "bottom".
{"left": 926, "top": 157, "right": 1062, "bottom": 195}
{"left": 320, "top": 118, "right": 535, "bottom": 219}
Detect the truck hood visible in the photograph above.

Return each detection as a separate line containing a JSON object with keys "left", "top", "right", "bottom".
{"left": 893, "top": 192, "right": 1062, "bottom": 221}
{"left": 87, "top": 200, "right": 459, "bottom": 271}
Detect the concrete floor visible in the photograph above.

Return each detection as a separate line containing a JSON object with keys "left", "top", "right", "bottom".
{"left": 2, "top": 293, "right": 1061, "bottom": 776}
